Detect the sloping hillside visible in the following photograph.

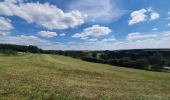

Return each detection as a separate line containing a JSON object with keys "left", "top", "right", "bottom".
{"left": 0, "top": 53, "right": 170, "bottom": 100}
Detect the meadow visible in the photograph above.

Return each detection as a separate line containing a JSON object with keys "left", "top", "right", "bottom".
{"left": 0, "top": 53, "right": 170, "bottom": 100}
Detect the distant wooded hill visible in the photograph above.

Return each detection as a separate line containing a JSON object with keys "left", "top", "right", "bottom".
{"left": 0, "top": 44, "right": 170, "bottom": 71}
{"left": 0, "top": 44, "right": 42, "bottom": 53}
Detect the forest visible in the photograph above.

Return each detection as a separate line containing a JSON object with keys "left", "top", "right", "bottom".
{"left": 0, "top": 44, "right": 170, "bottom": 71}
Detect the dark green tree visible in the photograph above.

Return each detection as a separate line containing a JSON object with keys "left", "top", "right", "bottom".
{"left": 149, "top": 53, "right": 165, "bottom": 70}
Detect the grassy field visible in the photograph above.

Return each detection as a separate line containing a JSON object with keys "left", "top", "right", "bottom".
{"left": 0, "top": 53, "right": 170, "bottom": 100}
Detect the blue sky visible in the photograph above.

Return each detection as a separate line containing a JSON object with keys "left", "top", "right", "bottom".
{"left": 0, "top": 0, "right": 170, "bottom": 50}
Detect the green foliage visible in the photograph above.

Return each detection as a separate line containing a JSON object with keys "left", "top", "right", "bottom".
{"left": 54, "top": 50, "right": 170, "bottom": 71}
{"left": 81, "top": 56, "right": 104, "bottom": 63}
{"left": 149, "top": 53, "right": 166, "bottom": 70}
{"left": 0, "top": 44, "right": 42, "bottom": 53}
{"left": 0, "top": 49, "right": 18, "bottom": 56}
{"left": 91, "top": 53, "right": 97, "bottom": 58}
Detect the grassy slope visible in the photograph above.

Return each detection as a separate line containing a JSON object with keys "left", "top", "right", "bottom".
{"left": 0, "top": 53, "right": 170, "bottom": 100}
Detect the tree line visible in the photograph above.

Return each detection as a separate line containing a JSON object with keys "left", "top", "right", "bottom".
{"left": 0, "top": 44, "right": 42, "bottom": 53}
{"left": 0, "top": 44, "right": 170, "bottom": 71}
{"left": 49, "top": 50, "right": 170, "bottom": 71}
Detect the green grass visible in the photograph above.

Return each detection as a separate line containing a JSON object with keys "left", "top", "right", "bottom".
{"left": 0, "top": 53, "right": 170, "bottom": 100}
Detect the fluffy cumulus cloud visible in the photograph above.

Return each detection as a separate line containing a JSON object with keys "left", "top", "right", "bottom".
{"left": 128, "top": 9, "right": 147, "bottom": 25}
{"left": 72, "top": 25, "right": 112, "bottom": 39}
{"left": 37, "top": 31, "right": 57, "bottom": 38}
{"left": 128, "top": 8, "right": 160, "bottom": 25}
{"left": 150, "top": 11, "right": 160, "bottom": 20}
{"left": 0, "top": 17, "right": 13, "bottom": 30}
{"left": 69, "top": 0, "right": 125, "bottom": 23}
{"left": 148, "top": 8, "right": 160, "bottom": 20}
{"left": 0, "top": 1, "right": 86, "bottom": 30}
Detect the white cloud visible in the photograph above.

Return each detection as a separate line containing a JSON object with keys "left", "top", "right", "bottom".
{"left": 59, "top": 33, "right": 66, "bottom": 37}
{"left": 164, "top": 32, "right": 170, "bottom": 37}
{"left": 4, "top": 0, "right": 24, "bottom": 3}
{"left": 0, "top": 31, "right": 10, "bottom": 36}
{"left": 72, "top": 25, "right": 112, "bottom": 39}
{"left": 4, "top": 31, "right": 164, "bottom": 50}
{"left": 150, "top": 10, "right": 160, "bottom": 20}
{"left": 0, "top": 17, "right": 13, "bottom": 30}
{"left": 126, "top": 32, "right": 141, "bottom": 40}
{"left": 128, "top": 8, "right": 160, "bottom": 25}
{"left": 101, "top": 36, "right": 115, "bottom": 42}
{"left": 128, "top": 9, "right": 147, "bottom": 25}
{"left": 69, "top": 0, "right": 125, "bottom": 23}
{"left": 0, "top": 1, "right": 86, "bottom": 30}
{"left": 126, "top": 32, "right": 157, "bottom": 41}
{"left": 147, "top": 8, "right": 160, "bottom": 20}
{"left": 0, "top": 35, "right": 50, "bottom": 48}
{"left": 54, "top": 31, "right": 170, "bottom": 50}
{"left": 37, "top": 31, "right": 57, "bottom": 38}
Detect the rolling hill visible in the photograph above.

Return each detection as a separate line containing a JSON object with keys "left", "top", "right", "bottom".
{"left": 0, "top": 53, "right": 170, "bottom": 100}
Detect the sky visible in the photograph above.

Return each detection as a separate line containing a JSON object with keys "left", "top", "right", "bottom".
{"left": 0, "top": 0, "right": 170, "bottom": 50}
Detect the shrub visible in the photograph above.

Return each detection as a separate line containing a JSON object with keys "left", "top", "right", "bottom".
{"left": 81, "top": 57, "right": 104, "bottom": 63}
{"left": 1, "top": 49, "right": 18, "bottom": 56}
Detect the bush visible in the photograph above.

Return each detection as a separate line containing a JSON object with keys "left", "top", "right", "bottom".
{"left": 149, "top": 53, "right": 165, "bottom": 70}
{"left": 1, "top": 49, "right": 18, "bottom": 56}
{"left": 81, "top": 57, "right": 104, "bottom": 63}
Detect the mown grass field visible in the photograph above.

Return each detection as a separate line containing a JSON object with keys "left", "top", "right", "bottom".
{"left": 0, "top": 53, "right": 170, "bottom": 100}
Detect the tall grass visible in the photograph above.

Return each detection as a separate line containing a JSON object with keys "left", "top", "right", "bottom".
{"left": 0, "top": 53, "right": 170, "bottom": 100}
